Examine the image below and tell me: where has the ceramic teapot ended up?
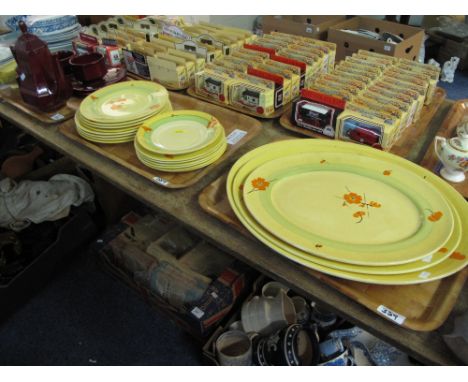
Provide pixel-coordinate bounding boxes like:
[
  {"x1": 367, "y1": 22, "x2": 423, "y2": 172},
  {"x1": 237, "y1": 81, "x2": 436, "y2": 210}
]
[
  {"x1": 434, "y1": 122, "x2": 468, "y2": 183},
  {"x1": 10, "y1": 21, "x2": 72, "y2": 112}
]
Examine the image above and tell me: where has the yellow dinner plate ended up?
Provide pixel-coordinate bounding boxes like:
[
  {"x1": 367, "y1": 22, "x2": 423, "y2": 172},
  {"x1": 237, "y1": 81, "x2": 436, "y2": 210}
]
[
  {"x1": 243, "y1": 151, "x2": 454, "y2": 266},
  {"x1": 134, "y1": 133, "x2": 226, "y2": 164},
  {"x1": 135, "y1": 110, "x2": 224, "y2": 155},
  {"x1": 227, "y1": 140, "x2": 466, "y2": 284},
  {"x1": 79, "y1": 81, "x2": 170, "y2": 123},
  {"x1": 136, "y1": 140, "x2": 227, "y2": 172}
]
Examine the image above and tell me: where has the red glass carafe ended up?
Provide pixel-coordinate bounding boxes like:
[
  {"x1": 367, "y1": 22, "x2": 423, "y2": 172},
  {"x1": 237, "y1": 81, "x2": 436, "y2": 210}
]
[{"x1": 10, "y1": 21, "x2": 72, "y2": 112}]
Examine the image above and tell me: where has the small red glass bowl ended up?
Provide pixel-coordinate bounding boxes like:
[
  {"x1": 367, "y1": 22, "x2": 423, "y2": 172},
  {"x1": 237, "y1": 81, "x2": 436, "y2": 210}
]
[{"x1": 69, "y1": 52, "x2": 107, "y2": 83}]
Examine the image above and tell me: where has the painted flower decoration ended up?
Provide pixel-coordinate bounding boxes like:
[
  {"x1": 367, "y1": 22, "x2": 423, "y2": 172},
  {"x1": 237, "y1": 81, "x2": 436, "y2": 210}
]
[
  {"x1": 428, "y1": 211, "x2": 443, "y2": 222},
  {"x1": 344, "y1": 192, "x2": 362, "y2": 204},
  {"x1": 450, "y1": 252, "x2": 465, "y2": 260},
  {"x1": 251, "y1": 177, "x2": 270, "y2": 191},
  {"x1": 369, "y1": 201, "x2": 381, "y2": 208},
  {"x1": 383, "y1": 170, "x2": 392, "y2": 176}
]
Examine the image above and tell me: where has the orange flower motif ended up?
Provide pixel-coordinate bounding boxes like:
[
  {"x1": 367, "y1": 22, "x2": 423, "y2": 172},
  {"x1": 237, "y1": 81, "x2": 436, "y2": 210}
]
[
  {"x1": 369, "y1": 201, "x2": 381, "y2": 208},
  {"x1": 239, "y1": 184, "x2": 244, "y2": 191},
  {"x1": 207, "y1": 117, "x2": 217, "y2": 128},
  {"x1": 353, "y1": 211, "x2": 366, "y2": 218},
  {"x1": 251, "y1": 177, "x2": 270, "y2": 191},
  {"x1": 438, "y1": 247, "x2": 448, "y2": 253},
  {"x1": 315, "y1": 244, "x2": 323, "y2": 248},
  {"x1": 320, "y1": 159, "x2": 326, "y2": 164},
  {"x1": 141, "y1": 125, "x2": 151, "y2": 132},
  {"x1": 164, "y1": 154, "x2": 174, "y2": 159},
  {"x1": 111, "y1": 104, "x2": 123, "y2": 110},
  {"x1": 383, "y1": 170, "x2": 392, "y2": 176},
  {"x1": 428, "y1": 211, "x2": 443, "y2": 222},
  {"x1": 344, "y1": 192, "x2": 363, "y2": 204},
  {"x1": 91, "y1": 95, "x2": 98, "y2": 100},
  {"x1": 450, "y1": 252, "x2": 466, "y2": 260}
]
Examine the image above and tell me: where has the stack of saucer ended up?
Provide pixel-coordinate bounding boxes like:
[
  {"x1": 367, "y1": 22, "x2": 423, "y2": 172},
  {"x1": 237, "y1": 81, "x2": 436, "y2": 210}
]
[
  {"x1": 75, "y1": 81, "x2": 171, "y2": 144},
  {"x1": 134, "y1": 110, "x2": 227, "y2": 172}
]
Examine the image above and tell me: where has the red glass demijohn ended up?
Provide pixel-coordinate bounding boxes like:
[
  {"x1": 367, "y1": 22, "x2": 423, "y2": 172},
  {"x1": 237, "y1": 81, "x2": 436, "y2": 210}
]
[{"x1": 10, "y1": 21, "x2": 72, "y2": 112}]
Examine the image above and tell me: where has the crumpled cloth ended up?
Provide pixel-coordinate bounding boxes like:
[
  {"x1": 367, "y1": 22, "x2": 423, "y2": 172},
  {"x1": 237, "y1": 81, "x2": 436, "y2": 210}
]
[{"x1": 0, "y1": 174, "x2": 94, "y2": 231}]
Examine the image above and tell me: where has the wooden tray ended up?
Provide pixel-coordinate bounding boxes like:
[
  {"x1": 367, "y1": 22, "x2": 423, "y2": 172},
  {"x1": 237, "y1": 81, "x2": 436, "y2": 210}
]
[
  {"x1": 0, "y1": 86, "x2": 77, "y2": 124},
  {"x1": 279, "y1": 87, "x2": 447, "y2": 158},
  {"x1": 420, "y1": 99, "x2": 468, "y2": 199},
  {"x1": 187, "y1": 86, "x2": 288, "y2": 119},
  {"x1": 59, "y1": 92, "x2": 262, "y2": 189},
  {"x1": 198, "y1": 174, "x2": 467, "y2": 331}
]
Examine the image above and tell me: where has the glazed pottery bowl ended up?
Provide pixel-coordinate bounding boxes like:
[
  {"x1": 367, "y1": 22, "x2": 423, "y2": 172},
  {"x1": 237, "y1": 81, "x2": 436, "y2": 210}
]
[{"x1": 70, "y1": 52, "x2": 106, "y2": 83}]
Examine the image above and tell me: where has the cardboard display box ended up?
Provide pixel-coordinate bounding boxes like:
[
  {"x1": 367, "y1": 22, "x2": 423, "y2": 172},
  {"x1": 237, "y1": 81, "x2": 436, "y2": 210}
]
[
  {"x1": 328, "y1": 16, "x2": 425, "y2": 62},
  {"x1": 262, "y1": 16, "x2": 346, "y2": 40}
]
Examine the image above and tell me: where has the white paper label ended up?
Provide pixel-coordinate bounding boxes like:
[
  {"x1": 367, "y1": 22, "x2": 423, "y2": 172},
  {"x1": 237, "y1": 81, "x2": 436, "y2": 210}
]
[
  {"x1": 421, "y1": 254, "x2": 433, "y2": 263},
  {"x1": 384, "y1": 45, "x2": 392, "y2": 52},
  {"x1": 419, "y1": 271, "x2": 431, "y2": 279},
  {"x1": 50, "y1": 113, "x2": 64, "y2": 121},
  {"x1": 377, "y1": 305, "x2": 406, "y2": 325},
  {"x1": 153, "y1": 176, "x2": 169, "y2": 186},
  {"x1": 191, "y1": 307, "x2": 204, "y2": 319},
  {"x1": 306, "y1": 27, "x2": 313, "y2": 34},
  {"x1": 226, "y1": 129, "x2": 247, "y2": 145}
]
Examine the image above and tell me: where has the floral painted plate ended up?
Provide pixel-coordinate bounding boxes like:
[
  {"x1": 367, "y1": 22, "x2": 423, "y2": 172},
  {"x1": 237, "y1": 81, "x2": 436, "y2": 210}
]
[
  {"x1": 226, "y1": 139, "x2": 466, "y2": 283},
  {"x1": 79, "y1": 81, "x2": 169, "y2": 123},
  {"x1": 135, "y1": 110, "x2": 224, "y2": 155},
  {"x1": 243, "y1": 152, "x2": 454, "y2": 266}
]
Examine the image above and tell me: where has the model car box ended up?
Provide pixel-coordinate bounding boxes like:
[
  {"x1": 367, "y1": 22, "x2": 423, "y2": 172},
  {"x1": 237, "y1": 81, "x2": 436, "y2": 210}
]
[
  {"x1": 336, "y1": 108, "x2": 400, "y2": 150},
  {"x1": 365, "y1": 84, "x2": 419, "y2": 124},
  {"x1": 373, "y1": 79, "x2": 425, "y2": 121},
  {"x1": 330, "y1": 68, "x2": 374, "y2": 85},
  {"x1": 292, "y1": 88, "x2": 347, "y2": 137},
  {"x1": 391, "y1": 63, "x2": 439, "y2": 103},
  {"x1": 194, "y1": 69, "x2": 234, "y2": 104},
  {"x1": 272, "y1": 33, "x2": 337, "y2": 71},
  {"x1": 349, "y1": 97, "x2": 406, "y2": 135},
  {"x1": 276, "y1": 49, "x2": 322, "y2": 87},
  {"x1": 360, "y1": 91, "x2": 416, "y2": 127},
  {"x1": 242, "y1": 67, "x2": 285, "y2": 109},
  {"x1": 157, "y1": 52, "x2": 194, "y2": 83},
  {"x1": 344, "y1": 56, "x2": 388, "y2": 72},
  {"x1": 356, "y1": 49, "x2": 400, "y2": 64},
  {"x1": 382, "y1": 69, "x2": 431, "y2": 104},
  {"x1": 308, "y1": 84, "x2": 355, "y2": 102},
  {"x1": 315, "y1": 73, "x2": 368, "y2": 92},
  {"x1": 231, "y1": 50, "x2": 266, "y2": 64},
  {"x1": 332, "y1": 65, "x2": 378, "y2": 82},
  {"x1": 264, "y1": 59, "x2": 301, "y2": 98},
  {"x1": 313, "y1": 78, "x2": 363, "y2": 97},
  {"x1": 181, "y1": 26, "x2": 237, "y2": 55},
  {"x1": 147, "y1": 55, "x2": 188, "y2": 88},
  {"x1": 252, "y1": 63, "x2": 293, "y2": 103},
  {"x1": 352, "y1": 52, "x2": 395, "y2": 67},
  {"x1": 262, "y1": 16, "x2": 346, "y2": 40},
  {"x1": 236, "y1": 47, "x2": 271, "y2": 61},
  {"x1": 398, "y1": 58, "x2": 441, "y2": 78},
  {"x1": 168, "y1": 48, "x2": 205, "y2": 72},
  {"x1": 198, "y1": 21, "x2": 254, "y2": 41},
  {"x1": 229, "y1": 80, "x2": 275, "y2": 115},
  {"x1": 328, "y1": 16, "x2": 425, "y2": 62},
  {"x1": 334, "y1": 61, "x2": 382, "y2": 80},
  {"x1": 286, "y1": 44, "x2": 329, "y2": 73},
  {"x1": 210, "y1": 58, "x2": 249, "y2": 72},
  {"x1": 270, "y1": 54, "x2": 307, "y2": 89}
]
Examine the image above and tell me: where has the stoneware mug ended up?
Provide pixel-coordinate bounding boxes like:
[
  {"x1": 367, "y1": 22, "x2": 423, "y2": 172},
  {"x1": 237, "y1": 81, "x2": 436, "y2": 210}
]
[{"x1": 215, "y1": 330, "x2": 252, "y2": 366}]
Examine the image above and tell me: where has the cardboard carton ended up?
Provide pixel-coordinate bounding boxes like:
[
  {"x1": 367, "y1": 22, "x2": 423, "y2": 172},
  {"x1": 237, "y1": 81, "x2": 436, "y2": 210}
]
[
  {"x1": 262, "y1": 16, "x2": 346, "y2": 40},
  {"x1": 328, "y1": 16, "x2": 425, "y2": 62}
]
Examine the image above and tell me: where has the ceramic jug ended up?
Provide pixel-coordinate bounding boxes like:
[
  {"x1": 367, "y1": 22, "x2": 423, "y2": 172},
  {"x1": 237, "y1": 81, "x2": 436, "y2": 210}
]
[
  {"x1": 11, "y1": 21, "x2": 72, "y2": 112},
  {"x1": 434, "y1": 122, "x2": 468, "y2": 183}
]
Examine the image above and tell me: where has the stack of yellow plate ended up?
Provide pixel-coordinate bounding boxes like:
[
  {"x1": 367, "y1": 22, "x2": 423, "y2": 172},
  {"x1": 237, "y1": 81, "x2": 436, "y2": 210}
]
[
  {"x1": 227, "y1": 139, "x2": 467, "y2": 285},
  {"x1": 75, "y1": 81, "x2": 171, "y2": 144},
  {"x1": 134, "y1": 110, "x2": 227, "y2": 172}
]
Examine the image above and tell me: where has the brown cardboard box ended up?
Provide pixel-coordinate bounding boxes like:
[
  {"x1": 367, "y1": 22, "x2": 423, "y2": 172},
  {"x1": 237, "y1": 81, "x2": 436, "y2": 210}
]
[
  {"x1": 262, "y1": 16, "x2": 346, "y2": 40},
  {"x1": 328, "y1": 16, "x2": 425, "y2": 62}
]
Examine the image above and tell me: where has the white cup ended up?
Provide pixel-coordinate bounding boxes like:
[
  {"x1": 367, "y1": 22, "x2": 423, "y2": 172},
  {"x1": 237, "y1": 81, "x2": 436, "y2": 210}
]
[{"x1": 216, "y1": 330, "x2": 252, "y2": 366}]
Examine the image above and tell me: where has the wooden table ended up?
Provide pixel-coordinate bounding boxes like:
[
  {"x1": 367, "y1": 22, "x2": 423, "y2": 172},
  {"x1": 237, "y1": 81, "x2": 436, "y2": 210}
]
[{"x1": 0, "y1": 96, "x2": 466, "y2": 366}]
